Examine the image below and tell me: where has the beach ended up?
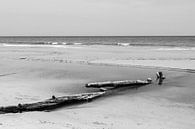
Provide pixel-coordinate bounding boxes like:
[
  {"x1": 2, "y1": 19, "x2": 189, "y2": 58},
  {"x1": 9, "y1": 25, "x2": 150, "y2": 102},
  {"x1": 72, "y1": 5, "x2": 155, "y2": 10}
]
[{"x1": 0, "y1": 44, "x2": 195, "y2": 129}]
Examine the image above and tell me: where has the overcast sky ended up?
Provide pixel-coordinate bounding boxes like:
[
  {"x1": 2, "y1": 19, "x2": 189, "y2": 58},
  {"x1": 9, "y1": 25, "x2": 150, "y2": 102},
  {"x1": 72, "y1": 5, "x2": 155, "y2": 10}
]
[{"x1": 0, "y1": 0, "x2": 194, "y2": 36}]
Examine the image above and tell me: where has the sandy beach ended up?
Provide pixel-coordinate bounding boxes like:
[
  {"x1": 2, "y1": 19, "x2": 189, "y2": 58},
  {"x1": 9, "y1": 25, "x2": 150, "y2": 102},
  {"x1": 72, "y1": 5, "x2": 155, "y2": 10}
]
[{"x1": 0, "y1": 44, "x2": 195, "y2": 129}]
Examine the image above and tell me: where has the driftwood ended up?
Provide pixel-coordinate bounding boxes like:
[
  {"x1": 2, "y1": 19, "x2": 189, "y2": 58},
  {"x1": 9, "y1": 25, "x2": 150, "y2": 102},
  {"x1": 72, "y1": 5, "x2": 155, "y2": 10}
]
[
  {"x1": 0, "y1": 92, "x2": 105, "y2": 114},
  {"x1": 0, "y1": 78, "x2": 152, "y2": 114},
  {"x1": 86, "y1": 78, "x2": 152, "y2": 89}
]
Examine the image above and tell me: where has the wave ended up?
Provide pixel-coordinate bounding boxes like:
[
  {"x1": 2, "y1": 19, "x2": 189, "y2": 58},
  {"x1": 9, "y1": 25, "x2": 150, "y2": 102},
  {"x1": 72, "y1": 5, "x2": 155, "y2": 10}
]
[
  {"x1": 0, "y1": 42, "x2": 84, "y2": 46},
  {"x1": 1, "y1": 43, "x2": 63, "y2": 48},
  {"x1": 73, "y1": 43, "x2": 83, "y2": 45},
  {"x1": 0, "y1": 43, "x2": 85, "y2": 49},
  {"x1": 1, "y1": 42, "x2": 195, "y2": 50},
  {"x1": 116, "y1": 42, "x2": 179, "y2": 47},
  {"x1": 51, "y1": 42, "x2": 58, "y2": 45},
  {"x1": 62, "y1": 42, "x2": 67, "y2": 45},
  {"x1": 156, "y1": 47, "x2": 195, "y2": 51},
  {"x1": 117, "y1": 43, "x2": 130, "y2": 46},
  {"x1": 1, "y1": 43, "x2": 37, "y2": 47},
  {"x1": 45, "y1": 42, "x2": 83, "y2": 45},
  {"x1": 115, "y1": 43, "x2": 195, "y2": 47}
]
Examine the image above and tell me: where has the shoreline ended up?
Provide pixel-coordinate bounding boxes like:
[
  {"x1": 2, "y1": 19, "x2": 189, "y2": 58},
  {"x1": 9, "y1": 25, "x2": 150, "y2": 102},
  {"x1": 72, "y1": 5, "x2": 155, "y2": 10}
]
[{"x1": 1, "y1": 44, "x2": 195, "y2": 70}]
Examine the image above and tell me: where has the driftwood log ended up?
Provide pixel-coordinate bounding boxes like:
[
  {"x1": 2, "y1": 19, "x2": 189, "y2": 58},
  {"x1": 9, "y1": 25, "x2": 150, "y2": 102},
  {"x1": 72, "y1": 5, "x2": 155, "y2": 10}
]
[
  {"x1": 0, "y1": 78, "x2": 152, "y2": 114},
  {"x1": 0, "y1": 92, "x2": 105, "y2": 114},
  {"x1": 86, "y1": 78, "x2": 152, "y2": 89}
]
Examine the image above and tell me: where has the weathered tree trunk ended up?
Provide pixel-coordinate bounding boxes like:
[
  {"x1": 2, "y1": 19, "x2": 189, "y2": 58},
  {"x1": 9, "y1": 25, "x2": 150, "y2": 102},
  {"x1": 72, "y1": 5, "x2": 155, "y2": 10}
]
[
  {"x1": 86, "y1": 79, "x2": 152, "y2": 89},
  {"x1": 0, "y1": 92, "x2": 105, "y2": 114}
]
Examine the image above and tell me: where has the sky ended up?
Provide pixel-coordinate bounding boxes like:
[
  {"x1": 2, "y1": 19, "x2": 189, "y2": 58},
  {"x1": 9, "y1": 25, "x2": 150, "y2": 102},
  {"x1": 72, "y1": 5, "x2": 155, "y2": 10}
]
[{"x1": 0, "y1": 0, "x2": 194, "y2": 36}]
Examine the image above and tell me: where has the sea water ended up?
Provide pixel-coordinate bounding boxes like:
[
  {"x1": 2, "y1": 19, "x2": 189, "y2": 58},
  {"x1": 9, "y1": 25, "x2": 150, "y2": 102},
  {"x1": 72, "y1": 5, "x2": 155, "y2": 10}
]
[{"x1": 0, "y1": 36, "x2": 195, "y2": 48}]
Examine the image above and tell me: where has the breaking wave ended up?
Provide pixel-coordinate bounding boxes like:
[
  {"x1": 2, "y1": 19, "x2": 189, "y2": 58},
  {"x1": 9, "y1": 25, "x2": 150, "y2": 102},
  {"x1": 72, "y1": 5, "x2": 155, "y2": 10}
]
[
  {"x1": 117, "y1": 43, "x2": 131, "y2": 46},
  {"x1": 156, "y1": 47, "x2": 195, "y2": 51},
  {"x1": 0, "y1": 42, "x2": 84, "y2": 47}
]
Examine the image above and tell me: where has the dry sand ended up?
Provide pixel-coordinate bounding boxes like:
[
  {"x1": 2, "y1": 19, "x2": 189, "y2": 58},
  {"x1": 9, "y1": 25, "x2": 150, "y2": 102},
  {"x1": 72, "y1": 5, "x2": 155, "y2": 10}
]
[{"x1": 0, "y1": 45, "x2": 195, "y2": 129}]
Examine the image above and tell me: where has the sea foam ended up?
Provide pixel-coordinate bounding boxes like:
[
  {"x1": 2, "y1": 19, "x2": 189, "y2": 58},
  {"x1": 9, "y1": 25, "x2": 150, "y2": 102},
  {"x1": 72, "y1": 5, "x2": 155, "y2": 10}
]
[
  {"x1": 156, "y1": 47, "x2": 195, "y2": 51},
  {"x1": 117, "y1": 43, "x2": 130, "y2": 46}
]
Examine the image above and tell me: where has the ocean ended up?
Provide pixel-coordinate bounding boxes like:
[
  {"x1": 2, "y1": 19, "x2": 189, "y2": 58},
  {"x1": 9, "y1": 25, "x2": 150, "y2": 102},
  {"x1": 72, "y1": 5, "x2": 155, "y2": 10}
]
[{"x1": 0, "y1": 36, "x2": 195, "y2": 48}]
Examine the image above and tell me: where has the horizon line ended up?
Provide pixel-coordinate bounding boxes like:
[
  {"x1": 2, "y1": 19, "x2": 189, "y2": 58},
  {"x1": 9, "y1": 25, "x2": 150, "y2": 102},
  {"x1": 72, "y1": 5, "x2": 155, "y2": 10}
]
[{"x1": 0, "y1": 35, "x2": 195, "y2": 37}]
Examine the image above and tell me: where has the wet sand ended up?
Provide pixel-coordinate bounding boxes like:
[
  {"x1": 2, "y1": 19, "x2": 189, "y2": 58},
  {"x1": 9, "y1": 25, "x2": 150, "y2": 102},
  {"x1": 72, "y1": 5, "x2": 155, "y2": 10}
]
[{"x1": 0, "y1": 45, "x2": 195, "y2": 129}]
